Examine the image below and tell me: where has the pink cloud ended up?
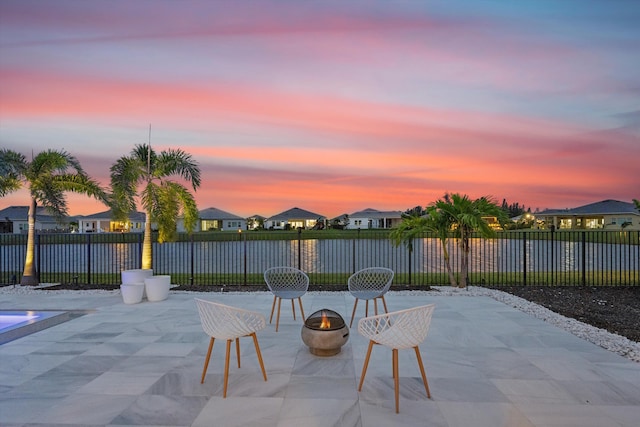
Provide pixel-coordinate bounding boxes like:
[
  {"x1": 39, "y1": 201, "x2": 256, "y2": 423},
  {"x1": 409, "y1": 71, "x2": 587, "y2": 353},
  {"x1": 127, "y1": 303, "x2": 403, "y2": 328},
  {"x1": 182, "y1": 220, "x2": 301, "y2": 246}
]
[{"x1": 2, "y1": 1, "x2": 638, "y2": 218}]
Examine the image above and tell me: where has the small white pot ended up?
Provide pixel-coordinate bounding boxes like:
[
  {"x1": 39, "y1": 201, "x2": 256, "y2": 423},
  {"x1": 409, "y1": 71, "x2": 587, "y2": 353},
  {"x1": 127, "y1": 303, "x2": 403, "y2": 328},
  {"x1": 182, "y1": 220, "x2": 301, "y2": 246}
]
[
  {"x1": 144, "y1": 275, "x2": 171, "y2": 302},
  {"x1": 120, "y1": 283, "x2": 145, "y2": 304},
  {"x1": 121, "y1": 269, "x2": 153, "y2": 299}
]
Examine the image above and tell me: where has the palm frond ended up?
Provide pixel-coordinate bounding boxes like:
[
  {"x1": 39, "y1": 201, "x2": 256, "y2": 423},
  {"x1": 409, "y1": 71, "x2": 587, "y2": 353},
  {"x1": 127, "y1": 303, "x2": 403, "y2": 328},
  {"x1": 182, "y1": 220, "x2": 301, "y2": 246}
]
[
  {"x1": 0, "y1": 148, "x2": 26, "y2": 197},
  {"x1": 157, "y1": 148, "x2": 201, "y2": 190}
]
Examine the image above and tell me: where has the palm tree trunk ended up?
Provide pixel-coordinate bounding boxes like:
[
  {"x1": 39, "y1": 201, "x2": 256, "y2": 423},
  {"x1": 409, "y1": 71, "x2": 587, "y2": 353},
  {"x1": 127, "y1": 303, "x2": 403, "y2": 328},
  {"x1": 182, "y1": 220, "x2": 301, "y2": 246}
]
[
  {"x1": 142, "y1": 209, "x2": 153, "y2": 270},
  {"x1": 440, "y1": 241, "x2": 458, "y2": 287},
  {"x1": 21, "y1": 198, "x2": 38, "y2": 286},
  {"x1": 459, "y1": 234, "x2": 469, "y2": 288}
]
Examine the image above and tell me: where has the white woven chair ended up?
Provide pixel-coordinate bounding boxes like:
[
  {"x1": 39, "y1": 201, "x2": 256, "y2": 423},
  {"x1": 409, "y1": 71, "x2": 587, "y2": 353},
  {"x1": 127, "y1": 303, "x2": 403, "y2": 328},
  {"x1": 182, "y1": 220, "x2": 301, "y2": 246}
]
[
  {"x1": 194, "y1": 298, "x2": 267, "y2": 398},
  {"x1": 357, "y1": 304, "x2": 435, "y2": 413},
  {"x1": 348, "y1": 267, "x2": 394, "y2": 328},
  {"x1": 263, "y1": 266, "x2": 309, "y2": 332}
]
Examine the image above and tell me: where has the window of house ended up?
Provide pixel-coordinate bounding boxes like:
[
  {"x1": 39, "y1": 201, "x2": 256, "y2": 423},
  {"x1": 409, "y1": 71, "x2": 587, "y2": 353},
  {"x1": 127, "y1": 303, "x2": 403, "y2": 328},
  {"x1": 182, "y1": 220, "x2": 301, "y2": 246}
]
[
  {"x1": 611, "y1": 217, "x2": 632, "y2": 225},
  {"x1": 585, "y1": 218, "x2": 603, "y2": 229},
  {"x1": 559, "y1": 219, "x2": 572, "y2": 229}
]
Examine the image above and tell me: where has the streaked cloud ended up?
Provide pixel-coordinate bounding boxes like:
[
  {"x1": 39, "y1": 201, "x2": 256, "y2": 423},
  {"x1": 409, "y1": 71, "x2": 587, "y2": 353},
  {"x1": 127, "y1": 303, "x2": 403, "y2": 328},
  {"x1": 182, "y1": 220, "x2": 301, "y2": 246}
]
[{"x1": 1, "y1": 0, "x2": 638, "y2": 217}]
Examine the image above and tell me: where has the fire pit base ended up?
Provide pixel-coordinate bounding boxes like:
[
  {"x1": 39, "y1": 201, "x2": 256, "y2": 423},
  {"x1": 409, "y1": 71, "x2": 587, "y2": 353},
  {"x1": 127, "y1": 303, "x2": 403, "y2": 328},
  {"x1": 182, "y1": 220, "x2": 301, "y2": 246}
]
[
  {"x1": 301, "y1": 309, "x2": 349, "y2": 357},
  {"x1": 309, "y1": 346, "x2": 342, "y2": 357}
]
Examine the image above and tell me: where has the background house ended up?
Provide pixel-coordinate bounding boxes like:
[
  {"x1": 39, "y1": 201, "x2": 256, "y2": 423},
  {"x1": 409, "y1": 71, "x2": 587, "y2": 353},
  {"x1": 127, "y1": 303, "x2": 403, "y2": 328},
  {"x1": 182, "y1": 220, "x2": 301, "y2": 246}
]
[
  {"x1": 246, "y1": 214, "x2": 266, "y2": 230},
  {"x1": 265, "y1": 207, "x2": 326, "y2": 230},
  {"x1": 535, "y1": 199, "x2": 640, "y2": 230},
  {"x1": 0, "y1": 205, "x2": 64, "y2": 234},
  {"x1": 77, "y1": 210, "x2": 146, "y2": 233},
  {"x1": 187, "y1": 207, "x2": 247, "y2": 231},
  {"x1": 346, "y1": 208, "x2": 402, "y2": 230}
]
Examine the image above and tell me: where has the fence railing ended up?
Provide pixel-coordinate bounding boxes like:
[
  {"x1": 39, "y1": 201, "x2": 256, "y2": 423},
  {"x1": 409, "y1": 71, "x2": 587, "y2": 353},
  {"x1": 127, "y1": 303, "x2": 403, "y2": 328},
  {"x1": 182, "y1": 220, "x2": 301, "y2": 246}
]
[{"x1": 1, "y1": 229, "x2": 638, "y2": 287}]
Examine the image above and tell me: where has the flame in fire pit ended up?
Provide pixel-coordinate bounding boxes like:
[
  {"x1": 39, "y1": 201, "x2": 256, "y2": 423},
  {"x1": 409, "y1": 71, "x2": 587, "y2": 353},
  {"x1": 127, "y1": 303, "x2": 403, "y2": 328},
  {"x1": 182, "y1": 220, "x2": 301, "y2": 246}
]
[{"x1": 319, "y1": 311, "x2": 331, "y2": 329}]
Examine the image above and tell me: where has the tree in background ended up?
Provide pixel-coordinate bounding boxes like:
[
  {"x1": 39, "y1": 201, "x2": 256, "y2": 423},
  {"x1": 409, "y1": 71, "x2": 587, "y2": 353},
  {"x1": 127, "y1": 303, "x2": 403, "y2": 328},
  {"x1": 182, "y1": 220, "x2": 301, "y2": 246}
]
[
  {"x1": 403, "y1": 205, "x2": 426, "y2": 217},
  {"x1": 500, "y1": 198, "x2": 530, "y2": 218},
  {"x1": 110, "y1": 144, "x2": 201, "y2": 270},
  {"x1": 391, "y1": 207, "x2": 456, "y2": 285},
  {"x1": 0, "y1": 148, "x2": 107, "y2": 285},
  {"x1": 392, "y1": 193, "x2": 509, "y2": 288}
]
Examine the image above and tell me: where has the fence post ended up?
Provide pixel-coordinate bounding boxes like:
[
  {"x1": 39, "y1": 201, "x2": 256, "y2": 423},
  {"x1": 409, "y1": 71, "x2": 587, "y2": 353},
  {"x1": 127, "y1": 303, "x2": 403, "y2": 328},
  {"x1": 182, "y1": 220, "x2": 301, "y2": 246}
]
[
  {"x1": 408, "y1": 245, "x2": 412, "y2": 285},
  {"x1": 352, "y1": 228, "x2": 359, "y2": 273},
  {"x1": 86, "y1": 233, "x2": 91, "y2": 285},
  {"x1": 522, "y1": 232, "x2": 527, "y2": 286},
  {"x1": 35, "y1": 232, "x2": 41, "y2": 282},
  {"x1": 190, "y1": 233, "x2": 194, "y2": 286},
  {"x1": 297, "y1": 228, "x2": 302, "y2": 271},
  {"x1": 137, "y1": 233, "x2": 143, "y2": 269},
  {"x1": 550, "y1": 227, "x2": 555, "y2": 285},
  {"x1": 581, "y1": 231, "x2": 586, "y2": 286},
  {"x1": 242, "y1": 230, "x2": 247, "y2": 286}
]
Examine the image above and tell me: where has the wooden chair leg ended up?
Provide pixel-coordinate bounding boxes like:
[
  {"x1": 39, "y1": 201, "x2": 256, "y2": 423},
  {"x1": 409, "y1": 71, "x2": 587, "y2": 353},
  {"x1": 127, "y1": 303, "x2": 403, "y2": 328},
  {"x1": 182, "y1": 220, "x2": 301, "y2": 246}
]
[
  {"x1": 291, "y1": 299, "x2": 296, "y2": 320},
  {"x1": 381, "y1": 295, "x2": 389, "y2": 313},
  {"x1": 297, "y1": 297, "x2": 306, "y2": 321},
  {"x1": 358, "y1": 340, "x2": 375, "y2": 391},
  {"x1": 252, "y1": 332, "x2": 268, "y2": 381},
  {"x1": 275, "y1": 297, "x2": 282, "y2": 332},
  {"x1": 414, "y1": 346, "x2": 431, "y2": 398},
  {"x1": 236, "y1": 337, "x2": 241, "y2": 368},
  {"x1": 223, "y1": 339, "x2": 232, "y2": 398},
  {"x1": 374, "y1": 298, "x2": 379, "y2": 316},
  {"x1": 393, "y1": 349, "x2": 400, "y2": 413},
  {"x1": 201, "y1": 337, "x2": 215, "y2": 384},
  {"x1": 365, "y1": 300, "x2": 369, "y2": 317},
  {"x1": 269, "y1": 296, "x2": 277, "y2": 323},
  {"x1": 349, "y1": 299, "x2": 359, "y2": 328}
]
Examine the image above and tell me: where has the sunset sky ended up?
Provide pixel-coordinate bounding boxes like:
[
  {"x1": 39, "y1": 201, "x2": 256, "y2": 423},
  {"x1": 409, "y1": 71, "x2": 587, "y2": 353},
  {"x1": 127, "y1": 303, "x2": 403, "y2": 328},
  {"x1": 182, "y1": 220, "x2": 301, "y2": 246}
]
[{"x1": 1, "y1": 0, "x2": 639, "y2": 219}]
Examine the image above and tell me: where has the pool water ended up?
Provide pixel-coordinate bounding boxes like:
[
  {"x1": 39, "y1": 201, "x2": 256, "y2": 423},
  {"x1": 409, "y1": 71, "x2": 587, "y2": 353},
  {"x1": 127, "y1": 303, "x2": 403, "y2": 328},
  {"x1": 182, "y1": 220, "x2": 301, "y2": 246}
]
[
  {"x1": 0, "y1": 310, "x2": 87, "y2": 344},
  {"x1": 0, "y1": 312, "x2": 41, "y2": 330}
]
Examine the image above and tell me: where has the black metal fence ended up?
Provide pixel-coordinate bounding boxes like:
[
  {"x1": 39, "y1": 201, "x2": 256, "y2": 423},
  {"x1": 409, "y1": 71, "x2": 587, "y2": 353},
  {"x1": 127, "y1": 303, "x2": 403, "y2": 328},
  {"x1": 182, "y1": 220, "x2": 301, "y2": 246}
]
[{"x1": 1, "y1": 229, "x2": 638, "y2": 287}]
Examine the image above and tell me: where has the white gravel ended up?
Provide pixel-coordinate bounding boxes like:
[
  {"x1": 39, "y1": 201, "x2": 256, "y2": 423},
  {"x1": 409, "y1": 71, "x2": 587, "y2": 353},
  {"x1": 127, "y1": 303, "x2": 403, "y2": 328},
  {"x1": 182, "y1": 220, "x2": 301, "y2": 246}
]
[{"x1": 2, "y1": 284, "x2": 638, "y2": 362}]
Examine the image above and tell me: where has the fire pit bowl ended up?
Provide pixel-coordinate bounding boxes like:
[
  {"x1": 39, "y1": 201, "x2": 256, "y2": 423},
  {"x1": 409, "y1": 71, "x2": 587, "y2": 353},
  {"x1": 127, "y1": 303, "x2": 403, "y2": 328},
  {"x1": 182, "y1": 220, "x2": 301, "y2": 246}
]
[{"x1": 301, "y1": 309, "x2": 349, "y2": 356}]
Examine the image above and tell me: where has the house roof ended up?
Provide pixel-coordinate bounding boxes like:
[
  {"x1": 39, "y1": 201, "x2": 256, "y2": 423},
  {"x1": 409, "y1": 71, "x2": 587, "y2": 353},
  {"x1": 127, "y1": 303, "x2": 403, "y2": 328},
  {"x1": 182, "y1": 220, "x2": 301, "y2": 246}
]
[
  {"x1": 537, "y1": 200, "x2": 639, "y2": 216},
  {"x1": 78, "y1": 209, "x2": 146, "y2": 221},
  {"x1": 0, "y1": 205, "x2": 58, "y2": 222},
  {"x1": 267, "y1": 207, "x2": 326, "y2": 221},
  {"x1": 198, "y1": 207, "x2": 244, "y2": 220},
  {"x1": 349, "y1": 208, "x2": 402, "y2": 219}
]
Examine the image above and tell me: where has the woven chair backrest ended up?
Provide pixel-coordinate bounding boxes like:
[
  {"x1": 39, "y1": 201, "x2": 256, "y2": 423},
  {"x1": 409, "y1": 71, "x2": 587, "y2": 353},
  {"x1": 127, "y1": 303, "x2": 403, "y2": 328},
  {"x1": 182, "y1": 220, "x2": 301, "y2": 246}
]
[
  {"x1": 195, "y1": 298, "x2": 266, "y2": 340},
  {"x1": 348, "y1": 267, "x2": 394, "y2": 293},
  {"x1": 358, "y1": 304, "x2": 435, "y2": 349},
  {"x1": 263, "y1": 267, "x2": 309, "y2": 293}
]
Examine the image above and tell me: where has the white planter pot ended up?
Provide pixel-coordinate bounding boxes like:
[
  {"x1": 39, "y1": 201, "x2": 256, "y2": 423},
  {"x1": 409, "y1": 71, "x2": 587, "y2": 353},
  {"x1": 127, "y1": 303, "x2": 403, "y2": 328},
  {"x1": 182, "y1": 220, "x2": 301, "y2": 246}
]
[
  {"x1": 144, "y1": 275, "x2": 171, "y2": 302},
  {"x1": 121, "y1": 269, "x2": 153, "y2": 285},
  {"x1": 120, "y1": 283, "x2": 145, "y2": 304},
  {"x1": 121, "y1": 269, "x2": 153, "y2": 299}
]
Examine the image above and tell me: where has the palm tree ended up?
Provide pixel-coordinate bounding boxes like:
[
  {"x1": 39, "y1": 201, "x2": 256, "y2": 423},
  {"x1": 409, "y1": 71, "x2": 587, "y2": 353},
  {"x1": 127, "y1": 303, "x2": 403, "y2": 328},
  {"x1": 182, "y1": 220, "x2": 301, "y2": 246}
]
[
  {"x1": 391, "y1": 193, "x2": 509, "y2": 288},
  {"x1": 109, "y1": 143, "x2": 201, "y2": 270},
  {"x1": 431, "y1": 193, "x2": 509, "y2": 287},
  {"x1": 390, "y1": 206, "x2": 457, "y2": 286},
  {"x1": 0, "y1": 148, "x2": 108, "y2": 285}
]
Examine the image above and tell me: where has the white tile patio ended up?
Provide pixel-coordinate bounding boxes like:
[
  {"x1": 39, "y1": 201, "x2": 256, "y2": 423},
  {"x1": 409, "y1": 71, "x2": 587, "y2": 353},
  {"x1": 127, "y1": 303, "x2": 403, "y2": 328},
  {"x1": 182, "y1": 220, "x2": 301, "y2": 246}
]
[{"x1": 0, "y1": 288, "x2": 639, "y2": 426}]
